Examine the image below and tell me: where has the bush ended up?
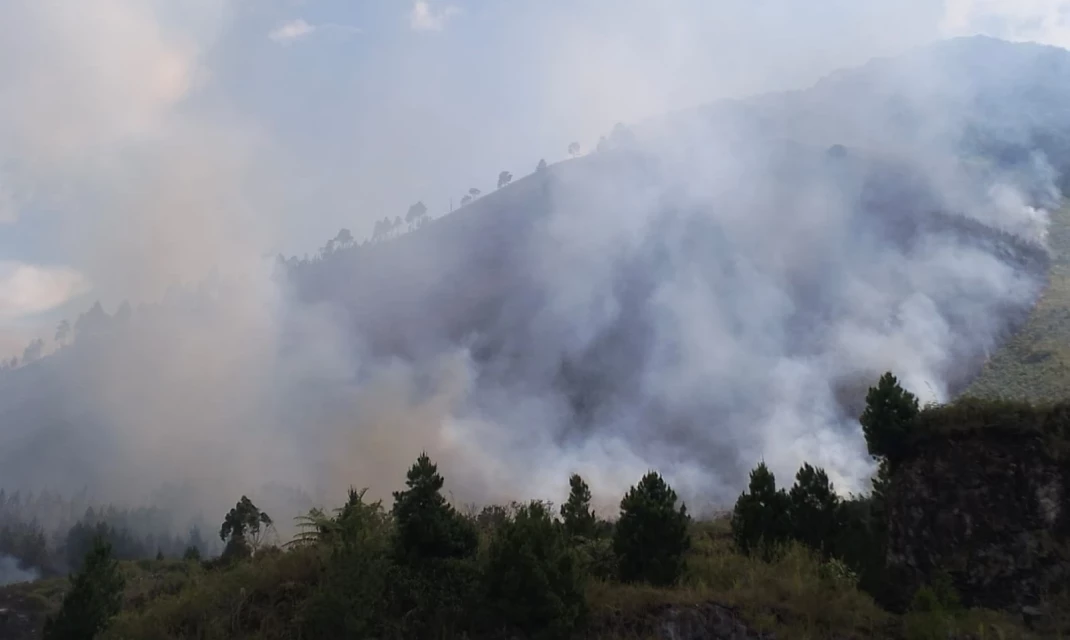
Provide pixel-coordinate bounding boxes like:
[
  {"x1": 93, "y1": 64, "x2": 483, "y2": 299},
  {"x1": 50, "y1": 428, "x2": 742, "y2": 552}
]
[
  {"x1": 385, "y1": 557, "x2": 482, "y2": 639},
  {"x1": 484, "y1": 501, "x2": 586, "y2": 636},
  {"x1": 613, "y1": 472, "x2": 691, "y2": 586},
  {"x1": 731, "y1": 462, "x2": 790, "y2": 557},
  {"x1": 575, "y1": 536, "x2": 617, "y2": 581},
  {"x1": 44, "y1": 536, "x2": 126, "y2": 640},
  {"x1": 299, "y1": 487, "x2": 395, "y2": 637}
]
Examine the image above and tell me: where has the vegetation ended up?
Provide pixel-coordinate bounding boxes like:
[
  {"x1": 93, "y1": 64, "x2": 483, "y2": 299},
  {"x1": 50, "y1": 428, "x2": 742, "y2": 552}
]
[
  {"x1": 0, "y1": 440, "x2": 1052, "y2": 639},
  {"x1": 560, "y1": 473, "x2": 597, "y2": 540},
  {"x1": 42, "y1": 537, "x2": 125, "y2": 640},
  {"x1": 861, "y1": 372, "x2": 920, "y2": 460},
  {"x1": 967, "y1": 205, "x2": 1070, "y2": 401},
  {"x1": 613, "y1": 472, "x2": 691, "y2": 586},
  {"x1": 484, "y1": 500, "x2": 586, "y2": 636}
]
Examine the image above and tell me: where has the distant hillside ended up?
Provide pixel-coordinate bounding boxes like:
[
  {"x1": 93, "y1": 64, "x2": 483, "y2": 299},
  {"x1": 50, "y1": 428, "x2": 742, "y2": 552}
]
[
  {"x1": 966, "y1": 205, "x2": 1070, "y2": 400},
  {"x1": 1, "y1": 35, "x2": 1069, "y2": 518}
]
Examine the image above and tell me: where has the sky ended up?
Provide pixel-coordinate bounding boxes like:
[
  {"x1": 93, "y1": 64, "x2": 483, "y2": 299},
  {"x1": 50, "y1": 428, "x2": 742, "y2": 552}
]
[{"x1": 0, "y1": 0, "x2": 1066, "y2": 348}]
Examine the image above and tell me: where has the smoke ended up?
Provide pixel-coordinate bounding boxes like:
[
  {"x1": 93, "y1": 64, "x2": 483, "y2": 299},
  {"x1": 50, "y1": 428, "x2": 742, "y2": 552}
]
[
  {"x1": 0, "y1": 1, "x2": 1067, "y2": 532},
  {"x1": 0, "y1": 554, "x2": 39, "y2": 587}
]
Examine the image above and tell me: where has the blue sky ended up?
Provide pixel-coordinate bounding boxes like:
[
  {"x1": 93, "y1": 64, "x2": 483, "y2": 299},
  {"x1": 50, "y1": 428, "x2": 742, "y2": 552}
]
[{"x1": 0, "y1": 0, "x2": 1065, "y2": 351}]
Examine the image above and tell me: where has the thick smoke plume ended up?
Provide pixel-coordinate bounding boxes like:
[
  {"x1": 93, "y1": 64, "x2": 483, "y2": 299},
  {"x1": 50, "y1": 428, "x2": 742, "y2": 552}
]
[
  {"x1": 0, "y1": 554, "x2": 39, "y2": 586},
  {"x1": 0, "y1": 1, "x2": 1068, "y2": 533}
]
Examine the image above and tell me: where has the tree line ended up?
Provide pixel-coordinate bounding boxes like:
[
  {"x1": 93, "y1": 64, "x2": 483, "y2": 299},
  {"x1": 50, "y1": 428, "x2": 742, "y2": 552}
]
[{"x1": 40, "y1": 370, "x2": 932, "y2": 638}]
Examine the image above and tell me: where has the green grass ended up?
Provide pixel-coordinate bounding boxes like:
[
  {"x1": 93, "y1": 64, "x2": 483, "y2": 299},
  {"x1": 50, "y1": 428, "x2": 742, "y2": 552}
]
[{"x1": 967, "y1": 206, "x2": 1070, "y2": 402}]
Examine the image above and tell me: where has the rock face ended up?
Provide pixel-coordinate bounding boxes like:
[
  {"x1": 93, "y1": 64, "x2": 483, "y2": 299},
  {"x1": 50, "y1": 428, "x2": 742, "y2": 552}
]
[{"x1": 886, "y1": 428, "x2": 1070, "y2": 609}]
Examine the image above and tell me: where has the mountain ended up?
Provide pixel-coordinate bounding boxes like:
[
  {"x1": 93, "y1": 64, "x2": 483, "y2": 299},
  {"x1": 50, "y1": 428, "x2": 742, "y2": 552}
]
[{"x1": 1, "y1": 36, "x2": 1069, "y2": 520}]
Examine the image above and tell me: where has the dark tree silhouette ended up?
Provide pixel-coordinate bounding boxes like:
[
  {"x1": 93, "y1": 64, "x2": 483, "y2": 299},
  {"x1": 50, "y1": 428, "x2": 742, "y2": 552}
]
[
  {"x1": 468, "y1": 187, "x2": 481, "y2": 198},
  {"x1": 731, "y1": 462, "x2": 790, "y2": 556},
  {"x1": 536, "y1": 158, "x2": 547, "y2": 172},
  {"x1": 391, "y1": 453, "x2": 477, "y2": 564},
  {"x1": 43, "y1": 537, "x2": 125, "y2": 640},
  {"x1": 787, "y1": 463, "x2": 842, "y2": 557},
  {"x1": 497, "y1": 171, "x2": 513, "y2": 189},
  {"x1": 560, "y1": 474, "x2": 596, "y2": 539},
  {"x1": 613, "y1": 472, "x2": 690, "y2": 585},
  {"x1": 219, "y1": 496, "x2": 272, "y2": 560},
  {"x1": 568, "y1": 142, "x2": 581, "y2": 157},
  {"x1": 860, "y1": 372, "x2": 919, "y2": 460},
  {"x1": 460, "y1": 194, "x2": 472, "y2": 206}
]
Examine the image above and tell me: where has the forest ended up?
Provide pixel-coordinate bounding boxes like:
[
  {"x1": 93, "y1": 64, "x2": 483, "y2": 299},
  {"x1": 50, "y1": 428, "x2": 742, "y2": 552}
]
[{"x1": 0, "y1": 371, "x2": 1063, "y2": 639}]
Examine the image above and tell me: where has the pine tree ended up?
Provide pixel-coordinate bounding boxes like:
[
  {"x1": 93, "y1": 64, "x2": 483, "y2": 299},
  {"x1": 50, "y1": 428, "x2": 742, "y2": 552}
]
[
  {"x1": 613, "y1": 472, "x2": 691, "y2": 585},
  {"x1": 787, "y1": 463, "x2": 842, "y2": 556},
  {"x1": 43, "y1": 537, "x2": 125, "y2": 640},
  {"x1": 391, "y1": 453, "x2": 477, "y2": 564},
  {"x1": 731, "y1": 462, "x2": 791, "y2": 556},
  {"x1": 560, "y1": 474, "x2": 597, "y2": 540},
  {"x1": 859, "y1": 372, "x2": 919, "y2": 459}
]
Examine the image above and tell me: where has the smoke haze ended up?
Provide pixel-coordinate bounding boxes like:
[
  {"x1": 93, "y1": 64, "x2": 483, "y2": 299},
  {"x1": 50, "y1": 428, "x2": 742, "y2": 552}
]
[{"x1": 1, "y1": 2, "x2": 1069, "y2": 528}]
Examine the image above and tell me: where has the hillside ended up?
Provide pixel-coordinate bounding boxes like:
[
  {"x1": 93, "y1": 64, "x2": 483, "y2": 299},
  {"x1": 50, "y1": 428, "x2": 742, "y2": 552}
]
[
  {"x1": 966, "y1": 205, "x2": 1070, "y2": 400},
  {"x1": 0, "y1": 34, "x2": 1066, "y2": 548},
  {"x1": 3, "y1": 35, "x2": 1070, "y2": 640}
]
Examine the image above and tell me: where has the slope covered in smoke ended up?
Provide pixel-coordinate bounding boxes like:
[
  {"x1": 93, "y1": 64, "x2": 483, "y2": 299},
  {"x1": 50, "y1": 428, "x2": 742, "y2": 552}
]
[{"x1": 0, "y1": 36, "x2": 1065, "y2": 524}]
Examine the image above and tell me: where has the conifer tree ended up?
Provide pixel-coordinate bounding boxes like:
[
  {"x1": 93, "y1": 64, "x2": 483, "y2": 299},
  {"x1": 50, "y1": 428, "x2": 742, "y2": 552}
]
[
  {"x1": 43, "y1": 537, "x2": 125, "y2": 640},
  {"x1": 391, "y1": 452, "x2": 477, "y2": 564},
  {"x1": 560, "y1": 474, "x2": 597, "y2": 540},
  {"x1": 731, "y1": 462, "x2": 791, "y2": 556},
  {"x1": 787, "y1": 463, "x2": 842, "y2": 557},
  {"x1": 859, "y1": 372, "x2": 919, "y2": 459},
  {"x1": 613, "y1": 472, "x2": 691, "y2": 585}
]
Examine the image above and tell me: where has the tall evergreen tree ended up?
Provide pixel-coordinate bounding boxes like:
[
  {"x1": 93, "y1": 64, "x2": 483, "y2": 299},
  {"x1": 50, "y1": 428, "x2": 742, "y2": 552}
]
[
  {"x1": 43, "y1": 537, "x2": 125, "y2": 640},
  {"x1": 859, "y1": 372, "x2": 919, "y2": 459},
  {"x1": 731, "y1": 462, "x2": 791, "y2": 556},
  {"x1": 391, "y1": 453, "x2": 477, "y2": 564},
  {"x1": 613, "y1": 472, "x2": 691, "y2": 586},
  {"x1": 787, "y1": 463, "x2": 842, "y2": 557},
  {"x1": 560, "y1": 474, "x2": 597, "y2": 540}
]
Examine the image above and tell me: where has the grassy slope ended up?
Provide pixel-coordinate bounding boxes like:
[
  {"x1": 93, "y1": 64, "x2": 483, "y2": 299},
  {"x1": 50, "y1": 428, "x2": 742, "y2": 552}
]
[
  {"x1": 0, "y1": 519, "x2": 1041, "y2": 640},
  {"x1": 966, "y1": 205, "x2": 1070, "y2": 402}
]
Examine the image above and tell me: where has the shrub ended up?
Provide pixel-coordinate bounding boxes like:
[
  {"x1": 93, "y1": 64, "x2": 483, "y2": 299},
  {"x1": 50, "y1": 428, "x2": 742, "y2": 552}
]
[
  {"x1": 560, "y1": 474, "x2": 597, "y2": 540},
  {"x1": 43, "y1": 536, "x2": 126, "y2": 640},
  {"x1": 300, "y1": 493, "x2": 393, "y2": 639},
  {"x1": 575, "y1": 536, "x2": 617, "y2": 581},
  {"x1": 385, "y1": 558, "x2": 482, "y2": 639},
  {"x1": 484, "y1": 501, "x2": 586, "y2": 636},
  {"x1": 613, "y1": 472, "x2": 691, "y2": 586},
  {"x1": 731, "y1": 462, "x2": 790, "y2": 557}
]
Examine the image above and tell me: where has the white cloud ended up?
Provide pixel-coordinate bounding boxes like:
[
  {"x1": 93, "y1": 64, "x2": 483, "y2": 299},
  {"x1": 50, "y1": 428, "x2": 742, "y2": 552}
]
[
  {"x1": 409, "y1": 1, "x2": 460, "y2": 32},
  {"x1": 942, "y1": 0, "x2": 1070, "y2": 47},
  {"x1": 269, "y1": 18, "x2": 315, "y2": 43},
  {"x1": 0, "y1": 262, "x2": 89, "y2": 319}
]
